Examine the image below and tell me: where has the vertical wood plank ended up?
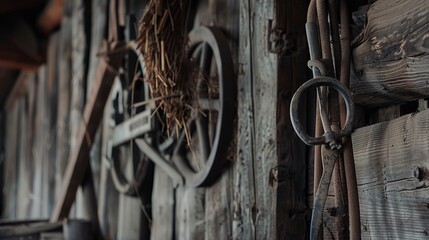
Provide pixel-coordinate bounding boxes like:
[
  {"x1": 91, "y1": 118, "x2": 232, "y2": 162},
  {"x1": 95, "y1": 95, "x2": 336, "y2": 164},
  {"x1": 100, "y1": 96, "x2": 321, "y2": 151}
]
[
  {"x1": 16, "y1": 98, "x2": 30, "y2": 218},
  {"x1": 233, "y1": 0, "x2": 256, "y2": 239},
  {"x1": 54, "y1": 4, "x2": 72, "y2": 206},
  {"x1": 177, "y1": 187, "x2": 205, "y2": 240},
  {"x1": 70, "y1": 0, "x2": 88, "y2": 218},
  {"x1": 245, "y1": 0, "x2": 281, "y2": 238},
  {"x1": 151, "y1": 167, "x2": 175, "y2": 240},
  {"x1": 205, "y1": 174, "x2": 231, "y2": 240},
  {"x1": 3, "y1": 100, "x2": 19, "y2": 218}
]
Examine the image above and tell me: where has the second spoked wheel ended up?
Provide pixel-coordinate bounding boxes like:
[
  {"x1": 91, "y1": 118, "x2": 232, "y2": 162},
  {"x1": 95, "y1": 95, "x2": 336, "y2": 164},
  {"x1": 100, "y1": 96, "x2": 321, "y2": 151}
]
[
  {"x1": 172, "y1": 26, "x2": 236, "y2": 187},
  {"x1": 109, "y1": 41, "x2": 154, "y2": 196}
]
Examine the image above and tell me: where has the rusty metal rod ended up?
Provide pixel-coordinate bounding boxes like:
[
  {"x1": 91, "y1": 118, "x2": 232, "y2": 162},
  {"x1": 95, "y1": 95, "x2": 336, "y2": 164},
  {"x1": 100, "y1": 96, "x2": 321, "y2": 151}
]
[
  {"x1": 307, "y1": 0, "x2": 323, "y2": 203},
  {"x1": 339, "y1": 0, "x2": 361, "y2": 239},
  {"x1": 327, "y1": 0, "x2": 349, "y2": 238},
  {"x1": 316, "y1": 0, "x2": 332, "y2": 63}
]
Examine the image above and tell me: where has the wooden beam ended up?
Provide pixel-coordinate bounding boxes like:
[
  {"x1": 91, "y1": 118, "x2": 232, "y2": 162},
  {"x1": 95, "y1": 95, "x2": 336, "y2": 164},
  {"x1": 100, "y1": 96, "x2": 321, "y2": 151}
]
[
  {"x1": 352, "y1": 108, "x2": 429, "y2": 239},
  {"x1": 352, "y1": 0, "x2": 429, "y2": 106},
  {"x1": 50, "y1": 43, "x2": 125, "y2": 222}
]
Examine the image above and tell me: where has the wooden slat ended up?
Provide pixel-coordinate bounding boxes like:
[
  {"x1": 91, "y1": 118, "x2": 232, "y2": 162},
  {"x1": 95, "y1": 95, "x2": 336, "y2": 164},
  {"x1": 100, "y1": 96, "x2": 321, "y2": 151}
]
[
  {"x1": 3, "y1": 101, "x2": 19, "y2": 218},
  {"x1": 233, "y1": 0, "x2": 256, "y2": 239},
  {"x1": 351, "y1": 0, "x2": 429, "y2": 106},
  {"x1": 54, "y1": 5, "x2": 72, "y2": 207},
  {"x1": 249, "y1": 1, "x2": 279, "y2": 239},
  {"x1": 352, "y1": 108, "x2": 429, "y2": 239},
  {"x1": 175, "y1": 187, "x2": 205, "y2": 240},
  {"x1": 151, "y1": 167, "x2": 175, "y2": 240},
  {"x1": 205, "y1": 174, "x2": 231, "y2": 240}
]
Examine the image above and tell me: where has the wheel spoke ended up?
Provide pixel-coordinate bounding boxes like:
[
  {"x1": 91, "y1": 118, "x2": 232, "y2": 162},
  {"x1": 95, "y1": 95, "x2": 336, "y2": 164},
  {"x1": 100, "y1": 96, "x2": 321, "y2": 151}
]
[
  {"x1": 196, "y1": 116, "x2": 210, "y2": 162},
  {"x1": 199, "y1": 43, "x2": 213, "y2": 73},
  {"x1": 192, "y1": 44, "x2": 203, "y2": 59}
]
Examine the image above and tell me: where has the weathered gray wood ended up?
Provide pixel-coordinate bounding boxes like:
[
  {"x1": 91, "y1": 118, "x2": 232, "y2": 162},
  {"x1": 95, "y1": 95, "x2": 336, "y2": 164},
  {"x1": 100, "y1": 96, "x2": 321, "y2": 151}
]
[
  {"x1": 233, "y1": 0, "x2": 256, "y2": 239},
  {"x1": 31, "y1": 66, "x2": 49, "y2": 218},
  {"x1": 151, "y1": 166, "x2": 174, "y2": 240},
  {"x1": 54, "y1": 6, "x2": 72, "y2": 206},
  {"x1": 16, "y1": 98, "x2": 30, "y2": 218},
  {"x1": 205, "y1": 173, "x2": 231, "y2": 240},
  {"x1": 3, "y1": 99, "x2": 19, "y2": 218},
  {"x1": 116, "y1": 146, "x2": 143, "y2": 239},
  {"x1": 352, "y1": 108, "x2": 429, "y2": 239},
  {"x1": 175, "y1": 187, "x2": 205, "y2": 240},
  {"x1": 351, "y1": 0, "x2": 429, "y2": 106},
  {"x1": 69, "y1": 0, "x2": 88, "y2": 219},
  {"x1": 249, "y1": 1, "x2": 279, "y2": 239}
]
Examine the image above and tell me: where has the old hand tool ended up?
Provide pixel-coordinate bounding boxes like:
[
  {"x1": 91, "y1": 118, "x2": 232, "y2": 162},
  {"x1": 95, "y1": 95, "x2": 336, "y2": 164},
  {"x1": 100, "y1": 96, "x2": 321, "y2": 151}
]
[{"x1": 290, "y1": 76, "x2": 354, "y2": 239}]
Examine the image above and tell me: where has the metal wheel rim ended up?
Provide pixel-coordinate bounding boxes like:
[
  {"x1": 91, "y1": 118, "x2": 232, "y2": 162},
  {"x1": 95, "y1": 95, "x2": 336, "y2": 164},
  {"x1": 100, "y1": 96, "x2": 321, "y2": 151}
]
[{"x1": 172, "y1": 26, "x2": 236, "y2": 187}]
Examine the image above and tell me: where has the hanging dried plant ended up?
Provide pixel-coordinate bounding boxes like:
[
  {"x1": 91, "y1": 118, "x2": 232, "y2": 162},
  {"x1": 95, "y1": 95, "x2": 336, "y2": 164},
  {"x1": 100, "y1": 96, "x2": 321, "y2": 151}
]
[{"x1": 137, "y1": 0, "x2": 197, "y2": 141}]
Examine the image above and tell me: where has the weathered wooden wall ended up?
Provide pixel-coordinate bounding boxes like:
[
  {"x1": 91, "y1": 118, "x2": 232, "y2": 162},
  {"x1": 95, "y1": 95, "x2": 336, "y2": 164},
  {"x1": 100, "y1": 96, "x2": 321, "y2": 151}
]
[
  {"x1": 1, "y1": 0, "x2": 91, "y2": 220},
  {"x1": 0, "y1": 0, "x2": 384, "y2": 239}
]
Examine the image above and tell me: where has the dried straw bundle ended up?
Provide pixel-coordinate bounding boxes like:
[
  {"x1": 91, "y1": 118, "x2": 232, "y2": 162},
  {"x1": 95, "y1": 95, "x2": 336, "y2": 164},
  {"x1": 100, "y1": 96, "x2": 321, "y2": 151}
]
[{"x1": 137, "y1": 0, "x2": 196, "y2": 138}]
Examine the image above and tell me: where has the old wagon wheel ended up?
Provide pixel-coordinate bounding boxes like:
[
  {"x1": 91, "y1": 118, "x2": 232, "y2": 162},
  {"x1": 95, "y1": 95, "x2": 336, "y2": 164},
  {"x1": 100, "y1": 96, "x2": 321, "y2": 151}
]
[
  {"x1": 107, "y1": 41, "x2": 155, "y2": 196},
  {"x1": 172, "y1": 26, "x2": 236, "y2": 187}
]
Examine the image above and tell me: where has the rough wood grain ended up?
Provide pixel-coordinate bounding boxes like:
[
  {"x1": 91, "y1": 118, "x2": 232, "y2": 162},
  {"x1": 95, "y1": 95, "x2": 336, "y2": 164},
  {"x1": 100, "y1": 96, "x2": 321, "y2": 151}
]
[
  {"x1": 233, "y1": 0, "x2": 256, "y2": 239},
  {"x1": 205, "y1": 173, "x2": 231, "y2": 240},
  {"x1": 351, "y1": 0, "x2": 429, "y2": 106},
  {"x1": 151, "y1": 166, "x2": 174, "y2": 240},
  {"x1": 352, "y1": 108, "x2": 429, "y2": 239},
  {"x1": 176, "y1": 187, "x2": 205, "y2": 240},
  {"x1": 250, "y1": 1, "x2": 280, "y2": 239}
]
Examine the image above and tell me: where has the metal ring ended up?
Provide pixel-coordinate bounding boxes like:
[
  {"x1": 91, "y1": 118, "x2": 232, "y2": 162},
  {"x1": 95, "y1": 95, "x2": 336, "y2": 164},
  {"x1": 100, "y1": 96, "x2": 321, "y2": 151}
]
[{"x1": 289, "y1": 76, "x2": 354, "y2": 146}]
